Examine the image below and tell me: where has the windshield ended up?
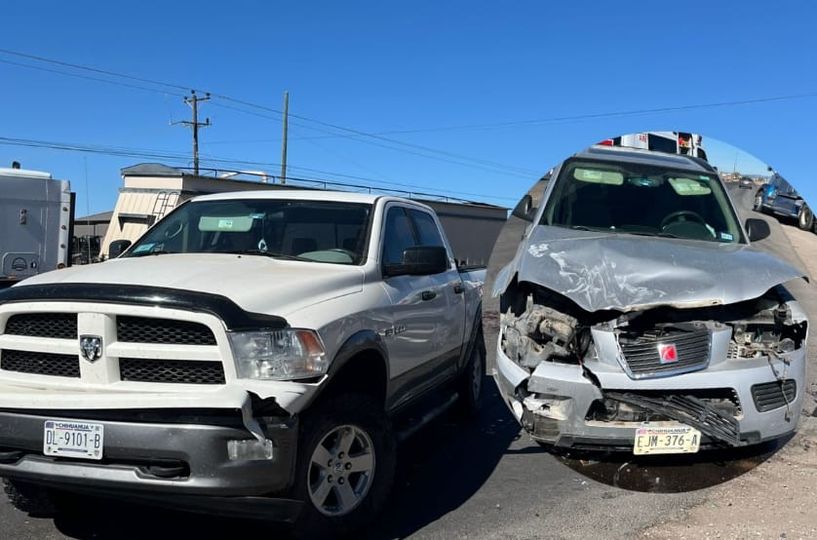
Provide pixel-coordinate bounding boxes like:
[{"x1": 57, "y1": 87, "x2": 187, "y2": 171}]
[
  {"x1": 125, "y1": 199, "x2": 372, "y2": 265},
  {"x1": 541, "y1": 158, "x2": 744, "y2": 243}
]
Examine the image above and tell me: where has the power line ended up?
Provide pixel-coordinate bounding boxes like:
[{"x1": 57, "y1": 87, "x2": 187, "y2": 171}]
[
  {"x1": 0, "y1": 48, "x2": 540, "y2": 178},
  {"x1": 0, "y1": 48, "x2": 192, "y2": 93},
  {"x1": 0, "y1": 58, "x2": 187, "y2": 97},
  {"x1": 0, "y1": 135, "x2": 518, "y2": 201}
]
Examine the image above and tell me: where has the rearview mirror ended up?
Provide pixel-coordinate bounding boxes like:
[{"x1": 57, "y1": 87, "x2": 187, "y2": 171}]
[
  {"x1": 745, "y1": 218, "x2": 771, "y2": 242},
  {"x1": 108, "y1": 239, "x2": 132, "y2": 258},
  {"x1": 511, "y1": 194, "x2": 537, "y2": 222},
  {"x1": 384, "y1": 246, "x2": 449, "y2": 277}
]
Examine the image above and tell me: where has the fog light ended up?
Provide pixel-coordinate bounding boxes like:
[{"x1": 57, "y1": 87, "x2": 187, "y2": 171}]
[{"x1": 227, "y1": 439, "x2": 274, "y2": 461}]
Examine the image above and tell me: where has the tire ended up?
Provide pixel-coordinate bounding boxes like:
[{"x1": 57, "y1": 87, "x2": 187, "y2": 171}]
[
  {"x1": 455, "y1": 328, "x2": 486, "y2": 417},
  {"x1": 3, "y1": 479, "x2": 57, "y2": 516},
  {"x1": 291, "y1": 394, "x2": 395, "y2": 538},
  {"x1": 798, "y1": 205, "x2": 814, "y2": 231},
  {"x1": 753, "y1": 194, "x2": 763, "y2": 212}
]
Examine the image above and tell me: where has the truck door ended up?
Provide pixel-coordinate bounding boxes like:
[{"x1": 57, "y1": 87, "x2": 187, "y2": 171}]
[
  {"x1": 775, "y1": 179, "x2": 801, "y2": 217},
  {"x1": 379, "y1": 204, "x2": 462, "y2": 407},
  {"x1": 405, "y1": 207, "x2": 466, "y2": 366}
]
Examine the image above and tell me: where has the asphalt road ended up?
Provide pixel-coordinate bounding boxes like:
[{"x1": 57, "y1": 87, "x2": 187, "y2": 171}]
[{"x1": 2, "y1": 183, "x2": 816, "y2": 540}]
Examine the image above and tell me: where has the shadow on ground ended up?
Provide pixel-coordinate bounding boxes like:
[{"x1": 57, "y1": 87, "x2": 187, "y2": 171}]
[
  {"x1": 549, "y1": 434, "x2": 792, "y2": 493},
  {"x1": 43, "y1": 376, "x2": 520, "y2": 540}
]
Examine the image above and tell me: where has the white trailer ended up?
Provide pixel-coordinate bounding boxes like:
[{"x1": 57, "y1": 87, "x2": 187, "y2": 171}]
[
  {"x1": 0, "y1": 166, "x2": 73, "y2": 288},
  {"x1": 601, "y1": 131, "x2": 708, "y2": 161}
]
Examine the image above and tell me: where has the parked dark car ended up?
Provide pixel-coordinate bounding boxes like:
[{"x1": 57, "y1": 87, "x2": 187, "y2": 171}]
[{"x1": 754, "y1": 173, "x2": 815, "y2": 232}]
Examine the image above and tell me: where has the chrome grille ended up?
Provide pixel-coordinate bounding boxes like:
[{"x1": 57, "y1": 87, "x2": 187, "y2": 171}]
[
  {"x1": 4, "y1": 313, "x2": 77, "y2": 339},
  {"x1": 117, "y1": 316, "x2": 217, "y2": 346},
  {"x1": 618, "y1": 327, "x2": 711, "y2": 379},
  {"x1": 119, "y1": 358, "x2": 225, "y2": 385},
  {"x1": 0, "y1": 349, "x2": 80, "y2": 378}
]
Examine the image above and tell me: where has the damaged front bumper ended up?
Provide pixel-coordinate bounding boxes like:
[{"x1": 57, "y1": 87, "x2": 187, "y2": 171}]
[
  {"x1": 494, "y1": 335, "x2": 806, "y2": 451},
  {"x1": 0, "y1": 385, "x2": 304, "y2": 520}
]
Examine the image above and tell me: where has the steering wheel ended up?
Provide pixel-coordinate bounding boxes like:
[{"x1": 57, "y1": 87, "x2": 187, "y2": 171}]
[{"x1": 660, "y1": 210, "x2": 706, "y2": 230}]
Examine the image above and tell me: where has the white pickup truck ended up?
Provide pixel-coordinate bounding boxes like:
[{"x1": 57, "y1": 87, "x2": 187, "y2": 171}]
[{"x1": 0, "y1": 191, "x2": 486, "y2": 535}]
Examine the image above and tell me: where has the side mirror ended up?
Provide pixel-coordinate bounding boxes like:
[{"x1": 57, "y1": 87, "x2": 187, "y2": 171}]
[
  {"x1": 384, "y1": 246, "x2": 449, "y2": 277},
  {"x1": 745, "y1": 218, "x2": 771, "y2": 242},
  {"x1": 511, "y1": 194, "x2": 537, "y2": 222},
  {"x1": 108, "y1": 239, "x2": 132, "y2": 258}
]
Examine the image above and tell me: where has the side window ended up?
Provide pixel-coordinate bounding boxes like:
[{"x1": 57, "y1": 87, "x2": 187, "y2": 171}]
[
  {"x1": 408, "y1": 209, "x2": 445, "y2": 247},
  {"x1": 382, "y1": 207, "x2": 416, "y2": 266}
]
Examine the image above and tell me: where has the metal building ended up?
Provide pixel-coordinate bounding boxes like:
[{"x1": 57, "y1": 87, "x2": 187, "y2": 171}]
[{"x1": 101, "y1": 164, "x2": 508, "y2": 265}]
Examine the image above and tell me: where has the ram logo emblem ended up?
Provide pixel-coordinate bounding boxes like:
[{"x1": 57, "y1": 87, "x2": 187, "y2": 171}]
[{"x1": 79, "y1": 335, "x2": 103, "y2": 362}]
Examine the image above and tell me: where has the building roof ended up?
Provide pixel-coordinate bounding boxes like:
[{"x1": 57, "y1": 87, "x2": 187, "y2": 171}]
[
  {"x1": 120, "y1": 163, "x2": 184, "y2": 177},
  {"x1": 75, "y1": 210, "x2": 114, "y2": 223},
  {"x1": 192, "y1": 189, "x2": 385, "y2": 204}
]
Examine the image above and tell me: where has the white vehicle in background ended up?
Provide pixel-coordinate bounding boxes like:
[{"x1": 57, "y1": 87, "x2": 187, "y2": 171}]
[
  {"x1": 600, "y1": 132, "x2": 708, "y2": 161},
  {"x1": 0, "y1": 164, "x2": 73, "y2": 288},
  {"x1": 0, "y1": 190, "x2": 486, "y2": 536}
]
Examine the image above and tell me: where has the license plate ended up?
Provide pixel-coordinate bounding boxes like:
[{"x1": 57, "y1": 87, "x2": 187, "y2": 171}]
[
  {"x1": 633, "y1": 423, "x2": 700, "y2": 455},
  {"x1": 43, "y1": 420, "x2": 104, "y2": 460}
]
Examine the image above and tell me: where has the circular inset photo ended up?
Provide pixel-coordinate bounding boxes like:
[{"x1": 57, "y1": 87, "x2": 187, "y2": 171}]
[{"x1": 484, "y1": 131, "x2": 816, "y2": 492}]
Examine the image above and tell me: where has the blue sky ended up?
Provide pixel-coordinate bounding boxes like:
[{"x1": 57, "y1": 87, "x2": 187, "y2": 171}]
[{"x1": 2, "y1": 1, "x2": 816, "y2": 215}]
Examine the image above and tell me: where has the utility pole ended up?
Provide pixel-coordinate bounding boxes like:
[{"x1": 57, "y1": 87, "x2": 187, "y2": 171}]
[
  {"x1": 173, "y1": 90, "x2": 211, "y2": 175},
  {"x1": 280, "y1": 91, "x2": 289, "y2": 184}
]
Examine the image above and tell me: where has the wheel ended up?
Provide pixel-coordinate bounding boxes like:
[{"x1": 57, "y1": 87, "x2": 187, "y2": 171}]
[
  {"x1": 455, "y1": 328, "x2": 486, "y2": 416},
  {"x1": 291, "y1": 394, "x2": 395, "y2": 538},
  {"x1": 798, "y1": 206, "x2": 814, "y2": 231},
  {"x1": 3, "y1": 479, "x2": 57, "y2": 516},
  {"x1": 753, "y1": 194, "x2": 763, "y2": 212}
]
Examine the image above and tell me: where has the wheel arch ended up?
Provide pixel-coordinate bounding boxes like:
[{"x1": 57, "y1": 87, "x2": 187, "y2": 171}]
[{"x1": 307, "y1": 330, "x2": 390, "y2": 409}]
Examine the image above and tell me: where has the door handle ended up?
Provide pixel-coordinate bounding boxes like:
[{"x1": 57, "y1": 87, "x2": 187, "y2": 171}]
[
  {"x1": 453, "y1": 283, "x2": 464, "y2": 294},
  {"x1": 421, "y1": 290, "x2": 437, "y2": 301}
]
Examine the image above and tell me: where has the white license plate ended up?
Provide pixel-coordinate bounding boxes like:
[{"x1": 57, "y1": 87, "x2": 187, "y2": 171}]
[
  {"x1": 43, "y1": 420, "x2": 104, "y2": 460},
  {"x1": 633, "y1": 423, "x2": 700, "y2": 455}
]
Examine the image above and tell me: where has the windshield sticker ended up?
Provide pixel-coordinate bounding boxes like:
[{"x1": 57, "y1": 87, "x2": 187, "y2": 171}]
[
  {"x1": 720, "y1": 232, "x2": 734, "y2": 241},
  {"x1": 668, "y1": 177, "x2": 712, "y2": 196},
  {"x1": 132, "y1": 243, "x2": 155, "y2": 254},
  {"x1": 198, "y1": 216, "x2": 254, "y2": 232},
  {"x1": 573, "y1": 168, "x2": 624, "y2": 185}
]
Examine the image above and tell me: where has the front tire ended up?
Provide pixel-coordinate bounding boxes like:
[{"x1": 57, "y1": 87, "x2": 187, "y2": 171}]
[
  {"x1": 292, "y1": 394, "x2": 395, "y2": 538},
  {"x1": 753, "y1": 194, "x2": 763, "y2": 212},
  {"x1": 798, "y1": 205, "x2": 814, "y2": 231}
]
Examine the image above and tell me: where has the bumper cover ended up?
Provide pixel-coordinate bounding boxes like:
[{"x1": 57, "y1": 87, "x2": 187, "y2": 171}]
[
  {"x1": 0, "y1": 409, "x2": 302, "y2": 520},
  {"x1": 495, "y1": 340, "x2": 806, "y2": 450}
]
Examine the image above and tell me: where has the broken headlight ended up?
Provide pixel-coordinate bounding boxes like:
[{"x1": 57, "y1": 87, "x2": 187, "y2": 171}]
[{"x1": 229, "y1": 329, "x2": 328, "y2": 380}]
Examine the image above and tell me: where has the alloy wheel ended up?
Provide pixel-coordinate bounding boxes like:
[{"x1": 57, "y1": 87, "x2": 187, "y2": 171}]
[{"x1": 307, "y1": 424, "x2": 376, "y2": 517}]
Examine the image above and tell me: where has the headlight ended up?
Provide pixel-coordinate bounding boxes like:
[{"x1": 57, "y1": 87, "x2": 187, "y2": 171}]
[{"x1": 228, "y1": 329, "x2": 328, "y2": 380}]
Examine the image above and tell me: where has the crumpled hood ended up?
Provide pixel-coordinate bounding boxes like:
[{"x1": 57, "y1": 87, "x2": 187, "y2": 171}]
[
  {"x1": 494, "y1": 225, "x2": 807, "y2": 312},
  {"x1": 17, "y1": 253, "x2": 365, "y2": 316}
]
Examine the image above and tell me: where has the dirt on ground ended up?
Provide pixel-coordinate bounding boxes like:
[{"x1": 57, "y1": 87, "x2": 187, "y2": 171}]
[{"x1": 640, "y1": 223, "x2": 817, "y2": 540}]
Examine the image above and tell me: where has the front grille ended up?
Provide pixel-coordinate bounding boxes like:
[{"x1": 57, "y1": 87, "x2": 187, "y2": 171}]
[
  {"x1": 119, "y1": 358, "x2": 225, "y2": 385},
  {"x1": 618, "y1": 327, "x2": 711, "y2": 379},
  {"x1": 751, "y1": 380, "x2": 797, "y2": 412},
  {"x1": 0, "y1": 349, "x2": 80, "y2": 378},
  {"x1": 117, "y1": 316, "x2": 216, "y2": 346},
  {"x1": 4, "y1": 313, "x2": 77, "y2": 339}
]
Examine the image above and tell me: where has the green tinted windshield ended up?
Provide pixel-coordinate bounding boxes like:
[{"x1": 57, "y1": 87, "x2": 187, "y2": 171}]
[
  {"x1": 125, "y1": 199, "x2": 372, "y2": 265},
  {"x1": 541, "y1": 159, "x2": 744, "y2": 243}
]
